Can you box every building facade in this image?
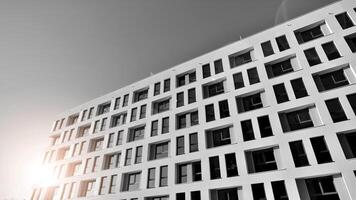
[31,0,356,199]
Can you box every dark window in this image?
[190,111,199,126]
[240,93,263,112]
[189,71,196,83]
[176,136,184,155]
[261,41,274,57]
[266,59,293,78]
[150,141,169,160]
[177,92,184,107]
[289,140,309,167]
[177,76,186,87]
[252,183,266,200]
[154,82,160,96]
[203,81,225,98]
[276,35,290,51]
[151,120,158,136]
[177,164,188,183]
[209,156,221,179]
[286,108,314,131]
[304,48,321,66]
[346,93,356,115]
[209,127,231,148]
[205,104,215,122]
[229,50,252,68]
[114,97,121,110]
[291,78,308,98]
[188,88,196,104]
[123,94,129,107]
[162,117,169,134]
[247,67,260,84]
[225,153,238,177]
[128,126,145,142]
[218,100,230,118]
[176,193,185,200]
[305,176,340,200]
[147,168,155,188]
[337,131,356,159]
[134,89,148,103]
[163,79,170,92]
[241,120,255,141]
[271,180,289,200]
[97,103,110,116]
[192,161,202,182]
[213,188,239,200]
[251,148,278,173]
[325,98,348,123]
[344,34,356,52]
[202,64,211,78]
[191,191,201,200]
[177,114,186,129]
[189,133,199,152]
[139,104,146,119]
[322,42,341,60]
[314,69,349,91]
[310,136,333,164]
[159,166,168,187]
[214,59,224,74]
[273,83,289,103]
[233,72,244,89]
[130,108,137,122]
[177,71,196,87]
[295,24,324,44]
[335,12,354,29]
[258,115,273,137]
[153,99,170,114]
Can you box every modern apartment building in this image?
[31,0,356,199]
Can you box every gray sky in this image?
[0,0,337,198]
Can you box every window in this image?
[247,147,278,173]
[145,196,169,200]
[140,104,147,119]
[128,126,145,142]
[189,133,199,152]
[191,191,201,200]
[233,72,244,89]
[123,94,129,107]
[124,149,132,166]
[247,67,260,84]
[90,137,104,152]
[289,140,309,167]
[88,107,94,119]
[273,83,289,103]
[225,153,238,177]
[271,180,288,200]
[210,187,240,200]
[218,100,230,118]
[177,92,184,107]
[284,108,314,131]
[203,81,225,98]
[205,104,215,122]
[188,88,196,103]
[177,161,201,183]
[325,98,348,123]
[261,40,274,57]
[177,71,196,87]
[159,166,168,187]
[344,33,356,52]
[206,127,231,148]
[291,78,308,98]
[103,152,121,169]
[177,114,186,129]
[322,42,341,60]
[110,112,127,127]
[229,49,253,68]
[162,117,169,134]
[135,146,143,164]
[304,176,340,200]
[147,168,155,188]
[97,102,110,116]
[176,193,185,200]
[237,92,263,113]
[241,119,255,141]
[202,64,211,78]
[100,118,107,131]
[77,125,90,138]
[209,156,221,179]
[116,130,123,145]
[214,59,224,74]
[176,136,184,155]
[276,35,290,51]
[258,115,273,137]
[151,120,158,136]
[313,68,349,91]
[67,114,79,126]
[130,108,137,122]
[79,179,96,197]
[133,89,148,103]
[114,97,120,110]
[265,58,294,78]
[122,172,141,191]
[294,22,326,44]
[153,98,170,114]
[154,82,160,96]
[335,12,354,29]
[346,93,356,114]
[149,141,169,160]
[81,110,88,122]
[304,48,321,66]
[310,136,333,164]
[337,131,356,159]
[109,175,117,194]
[189,71,196,83]
[164,79,170,92]
[177,110,199,129]
[252,183,266,200]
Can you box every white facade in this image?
[31,0,356,199]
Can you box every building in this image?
[31,0,356,199]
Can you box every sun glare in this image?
[28,164,56,187]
